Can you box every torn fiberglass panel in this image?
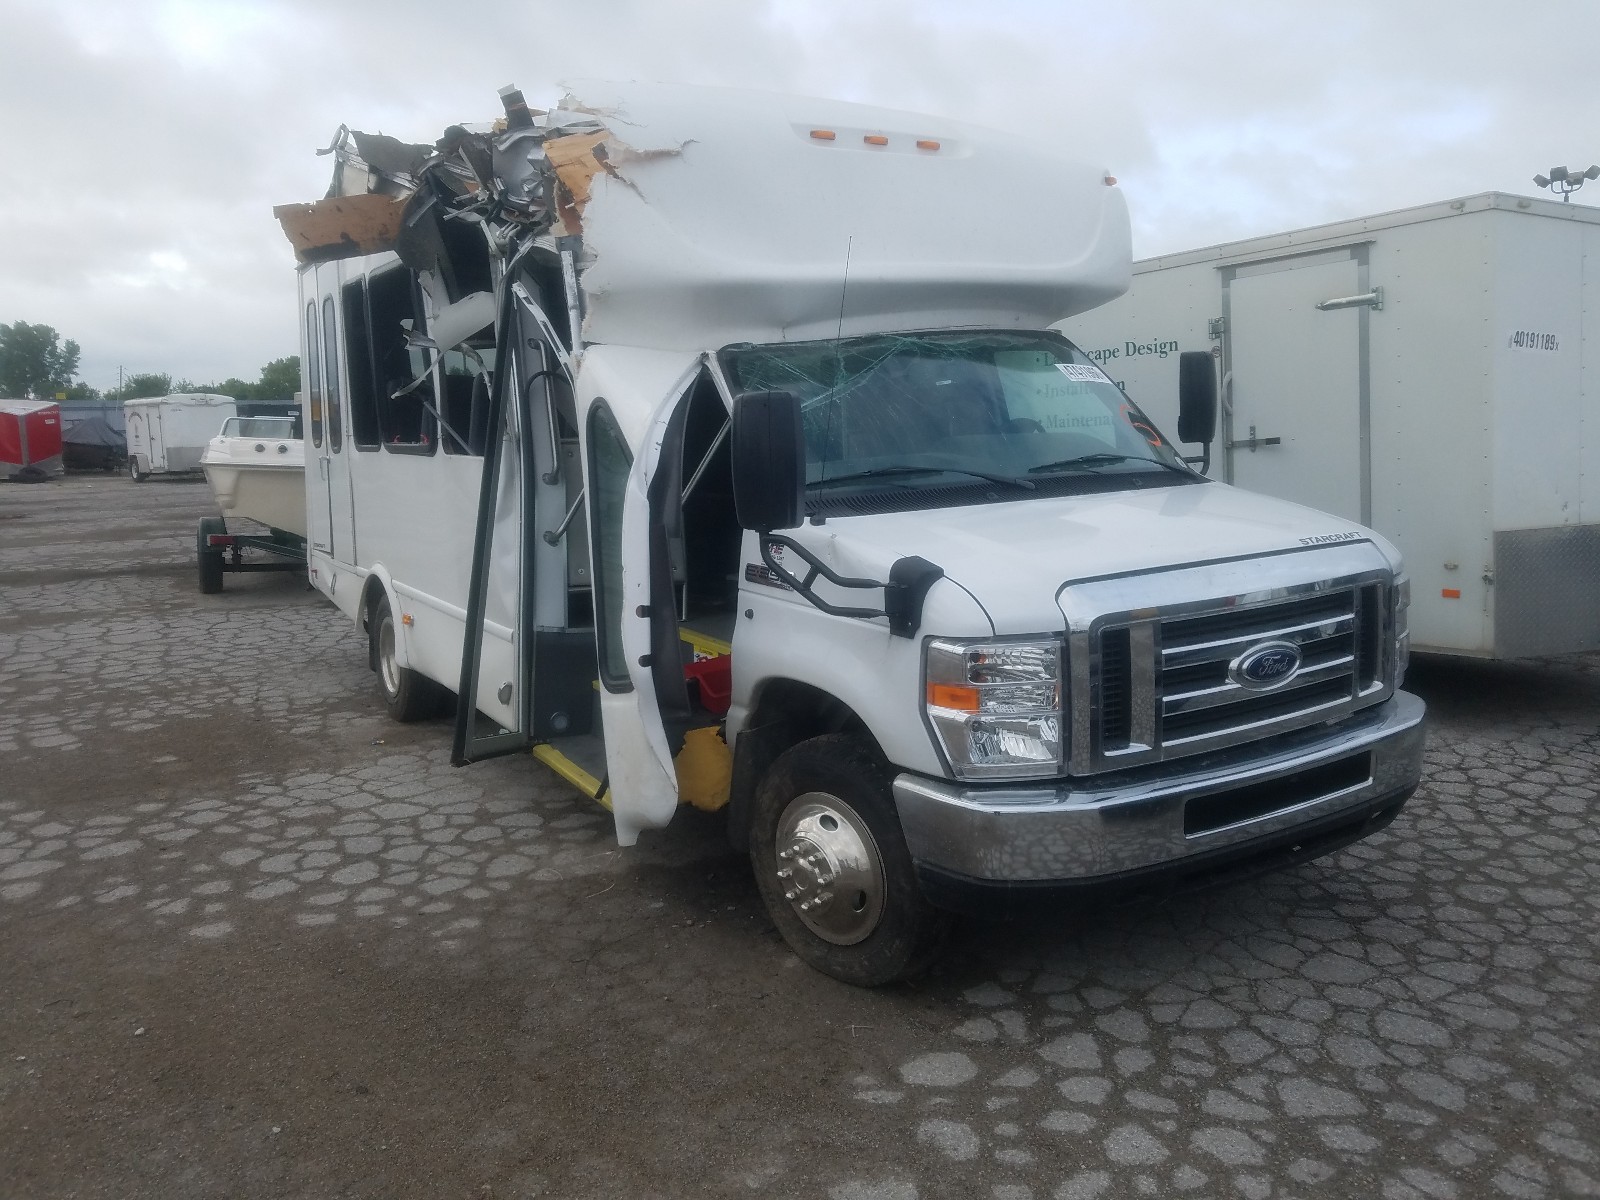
[718,331,1195,507]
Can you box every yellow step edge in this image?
[680,627,732,658]
[531,744,610,810]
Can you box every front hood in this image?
[792,482,1388,632]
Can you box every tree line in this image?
[0,321,298,406]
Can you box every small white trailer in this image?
[124,393,237,480]
[1065,193,1600,659]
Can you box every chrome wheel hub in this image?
[378,614,400,698]
[774,792,885,946]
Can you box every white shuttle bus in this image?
[278,83,1425,985]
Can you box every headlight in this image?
[925,638,1064,780]
[1394,576,1411,685]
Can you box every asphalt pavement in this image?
[1,475,1596,1199]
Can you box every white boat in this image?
[201,416,306,536]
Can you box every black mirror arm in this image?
[758,537,944,638]
[760,535,886,620]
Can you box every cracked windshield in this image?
[721,330,1195,509]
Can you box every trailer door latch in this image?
[1316,286,1384,312]
[1226,425,1282,452]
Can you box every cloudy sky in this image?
[2,0,1596,393]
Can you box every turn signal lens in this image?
[927,683,980,712]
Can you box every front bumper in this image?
[892,691,1425,892]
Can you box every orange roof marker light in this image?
[864,134,889,146]
[809,129,836,141]
[916,139,941,151]
[1104,174,1118,186]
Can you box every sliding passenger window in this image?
[322,295,343,452]
[304,301,323,448]
[588,403,633,693]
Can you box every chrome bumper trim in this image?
[892,692,1425,883]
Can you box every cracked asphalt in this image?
[1,475,1597,1200]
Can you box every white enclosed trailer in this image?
[124,393,237,480]
[1065,194,1600,659]
[276,83,1424,985]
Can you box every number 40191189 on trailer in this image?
[273,82,1425,986]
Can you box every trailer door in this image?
[1225,248,1372,523]
[149,405,167,472]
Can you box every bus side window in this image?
[305,301,323,448]
[373,271,435,454]
[440,348,490,456]
[323,294,343,452]
[343,277,380,450]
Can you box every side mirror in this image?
[731,389,806,531]
[1177,351,1218,445]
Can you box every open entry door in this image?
[452,317,539,764]
[585,366,704,845]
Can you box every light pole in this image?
[1533,165,1600,203]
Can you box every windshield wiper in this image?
[814,464,1035,490]
[1028,453,1194,478]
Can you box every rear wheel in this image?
[370,593,442,722]
[128,456,148,482]
[196,517,225,594]
[749,734,949,987]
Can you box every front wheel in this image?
[370,593,443,722]
[749,734,949,987]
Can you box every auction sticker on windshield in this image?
[1055,363,1114,384]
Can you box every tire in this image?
[196,517,226,594]
[370,592,442,722]
[749,734,950,987]
[128,456,148,482]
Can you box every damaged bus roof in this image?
[275,81,1131,350]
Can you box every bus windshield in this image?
[720,330,1195,510]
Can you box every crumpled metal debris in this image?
[273,84,620,268]
[319,126,433,199]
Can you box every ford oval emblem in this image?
[1229,640,1303,691]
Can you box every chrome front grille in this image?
[1158,590,1364,754]
[1063,545,1395,775]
